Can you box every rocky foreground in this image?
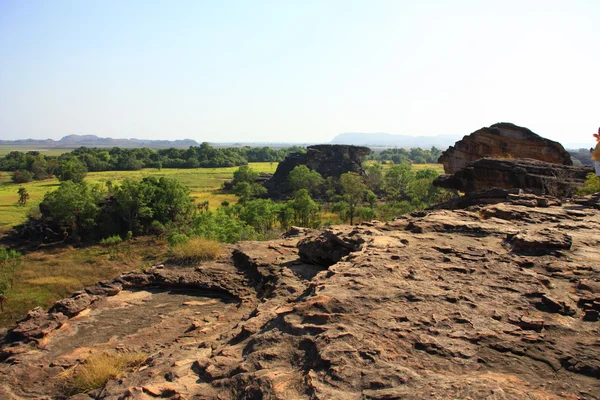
[1,193,600,399]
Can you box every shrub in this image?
[167,232,189,247]
[170,237,224,265]
[577,173,600,195]
[12,170,33,183]
[61,351,146,394]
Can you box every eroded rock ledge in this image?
[1,193,600,399]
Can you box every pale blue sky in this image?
[0,0,598,146]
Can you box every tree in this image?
[17,187,29,206]
[290,189,320,227]
[338,172,368,225]
[56,158,88,183]
[383,163,414,201]
[232,166,266,202]
[364,163,384,193]
[12,170,33,183]
[287,165,324,196]
[239,199,277,233]
[41,181,103,242]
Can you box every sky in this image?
[0,0,598,146]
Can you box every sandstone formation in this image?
[438,123,573,174]
[433,158,593,196]
[265,144,370,198]
[1,193,600,399]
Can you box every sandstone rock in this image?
[2,194,600,399]
[265,144,370,198]
[438,122,572,174]
[505,229,572,255]
[433,157,592,196]
[297,228,364,266]
[11,307,68,340]
[48,292,95,317]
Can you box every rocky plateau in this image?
[1,192,600,399]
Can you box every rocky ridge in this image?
[438,123,573,174]
[434,158,593,197]
[1,193,600,399]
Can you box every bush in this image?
[100,235,122,247]
[61,351,146,395]
[12,170,33,183]
[167,232,189,247]
[577,173,600,195]
[170,237,223,265]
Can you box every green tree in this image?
[338,172,368,224]
[17,187,29,206]
[231,165,266,202]
[383,163,414,201]
[290,189,320,227]
[364,163,384,193]
[287,165,324,195]
[12,170,33,183]
[56,158,88,183]
[239,199,277,234]
[41,181,103,242]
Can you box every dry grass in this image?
[170,237,224,265]
[0,237,168,328]
[59,351,146,394]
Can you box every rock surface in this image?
[438,122,573,174]
[1,193,600,399]
[265,144,370,198]
[434,157,593,196]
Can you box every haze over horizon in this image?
[1,1,598,146]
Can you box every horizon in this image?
[1,1,598,146]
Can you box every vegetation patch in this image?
[169,237,224,265]
[59,351,146,395]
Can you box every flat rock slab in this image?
[1,193,600,399]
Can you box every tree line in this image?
[0,144,307,183]
[366,146,444,164]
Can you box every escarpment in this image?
[1,192,600,399]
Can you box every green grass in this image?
[0,162,278,230]
[0,146,71,157]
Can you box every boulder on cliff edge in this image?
[438,122,572,174]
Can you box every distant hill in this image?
[330,132,462,148]
[0,134,199,149]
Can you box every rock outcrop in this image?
[433,157,593,196]
[438,123,573,174]
[265,144,370,198]
[2,193,600,399]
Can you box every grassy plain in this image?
[0,162,278,230]
[0,146,71,157]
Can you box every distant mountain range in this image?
[330,132,463,148]
[0,134,199,149]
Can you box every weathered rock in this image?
[438,122,572,174]
[433,157,592,196]
[48,292,95,317]
[10,307,68,341]
[297,228,364,266]
[2,193,600,399]
[265,144,370,198]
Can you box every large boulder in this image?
[433,158,592,197]
[265,144,370,198]
[438,123,572,174]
